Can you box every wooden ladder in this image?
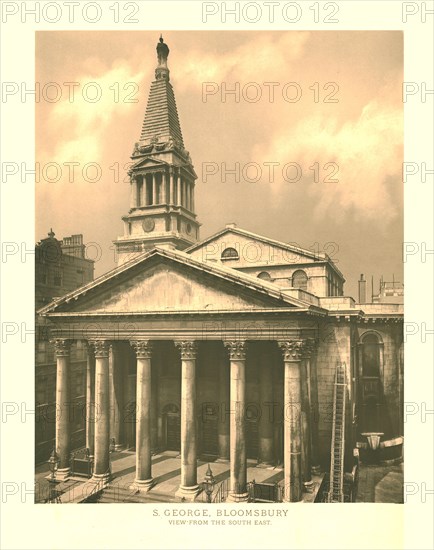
[326,363,346,503]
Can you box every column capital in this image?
[91,340,111,358]
[175,341,197,360]
[303,337,318,359]
[224,341,247,361]
[130,340,153,359]
[278,340,305,362]
[51,339,72,357]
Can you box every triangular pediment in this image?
[131,157,168,170]
[39,248,315,317]
[187,226,323,266]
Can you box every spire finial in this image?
[48,228,55,238]
[156,35,170,81]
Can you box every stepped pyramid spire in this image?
[139,36,184,146]
[114,36,200,266]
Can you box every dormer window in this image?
[221,247,239,260]
[257,271,271,281]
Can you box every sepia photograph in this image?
[0,3,432,549]
[34,30,403,505]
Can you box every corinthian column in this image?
[152,172,157,204]
[175,341,199,500]
[85,341,95,458]
[109,343,124,451]
[169,169,174,204]
[224,341,248,502]
[53,339,72,480]
[130,340,153,491]
[278,340,305,502]
[177,171,182,206]
[301,341,314,492]
[130,175,138,209]
[307,338,321,475]
[92,340,111,483]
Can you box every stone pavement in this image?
[356,462,404,503]
[35,450,324,503]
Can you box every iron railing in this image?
[247,480,283,503]
[212,478,229,503]
[70,447,93,478]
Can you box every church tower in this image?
[114,36,200,265]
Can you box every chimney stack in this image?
[358,274,366,304]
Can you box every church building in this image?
[38,37,404,503]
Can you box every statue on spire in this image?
[156,35,169,68]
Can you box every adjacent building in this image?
[35,231,94,463]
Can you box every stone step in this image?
[99,485,178,503]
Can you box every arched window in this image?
[292,269,308,291]
[221,247,239,260]
[257,271,271,281]
[358,332,384,436]
[362,333,381,378]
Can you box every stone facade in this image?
[36,37,403,501]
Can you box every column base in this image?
[226,491,249,503]
[303,480,315,493]
[175,484,200,501]
[91,472,111,485]
[311,465,321,475]
[55,467,70,481]
[131,478,154,492]
[256,461,275,469]
[215,457,230,464]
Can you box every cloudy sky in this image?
[36,31,403,299]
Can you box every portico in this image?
[41,247,323,502]
[51,336,318,502]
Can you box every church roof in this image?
[186,225,345,280]
[38,246,326,316]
